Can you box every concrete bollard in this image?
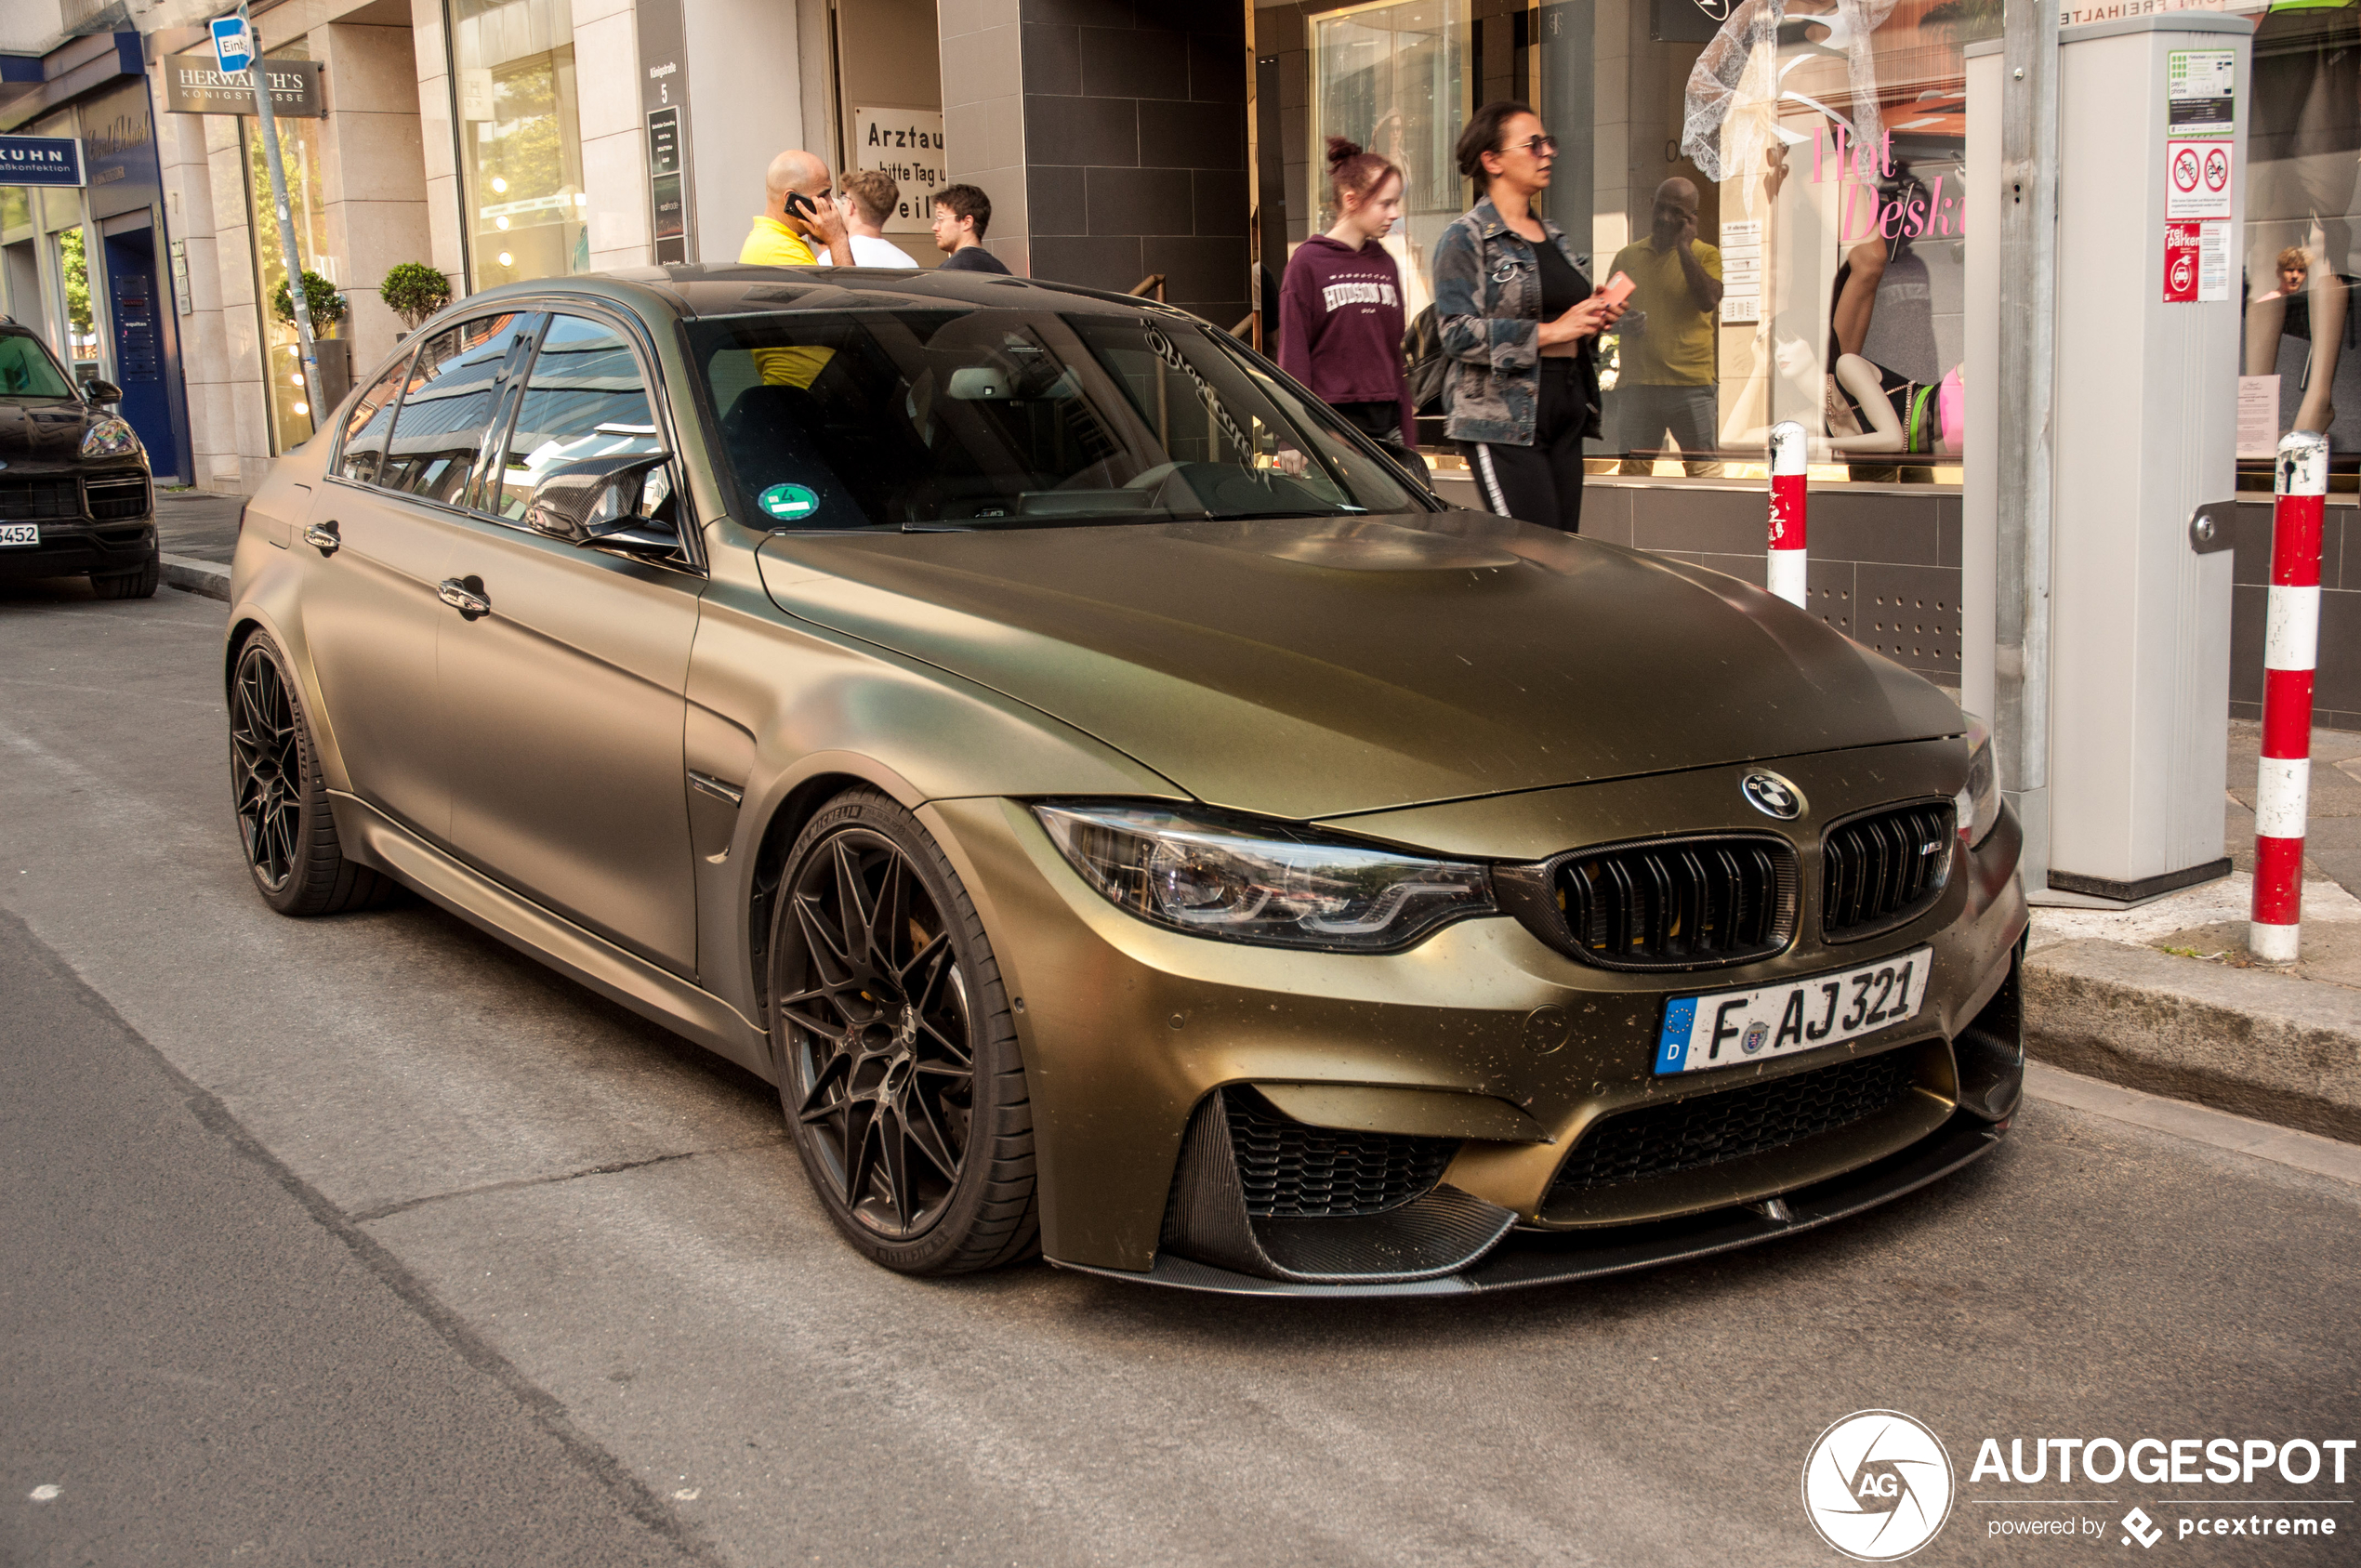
[1768,420,1807,608]
[2251,429,2329,965]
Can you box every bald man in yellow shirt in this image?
[740,150,849,388]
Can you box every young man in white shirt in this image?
[820,170,918,268]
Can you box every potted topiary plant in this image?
[272,270,350,422]
[380,261,452,334]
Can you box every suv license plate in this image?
[0,523,36,547]
[1655,947,1932,1074]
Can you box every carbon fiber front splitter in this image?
[1048,1109,2011,1298]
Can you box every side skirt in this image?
[332,792,773,1081]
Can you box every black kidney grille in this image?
[1224,1089,1457,1219]
[1555,836,1796,969]
[1548,1050,1921,1197]
[0,479,80,520]
[84,474,149,520]
[1823,802,1956,940]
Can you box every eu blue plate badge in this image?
[758,482,819,522]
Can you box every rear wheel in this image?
[231,632,393,916]
[91,544,159,600]
[768,789,1038,1274]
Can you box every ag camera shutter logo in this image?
[1802,1410,1956,1561]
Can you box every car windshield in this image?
[684,308,1429,529]
[0,332,76,400]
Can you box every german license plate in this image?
[0,523,36,547]
[1655,946,1932,1074]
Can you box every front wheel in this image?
[230,632,393,916]
[91,544,159,600]
[768,789,1038,1274]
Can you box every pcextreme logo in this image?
[1802,1410,1958,1561]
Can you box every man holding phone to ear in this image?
[1607,177,1724,476]
[740,150,851,387]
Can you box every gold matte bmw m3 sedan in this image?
[223,267,2026,1296]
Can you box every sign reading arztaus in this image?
[0,136,84,188]
[162,52,326,117]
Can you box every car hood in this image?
[0,400,99,464]
[754,511,1963,820]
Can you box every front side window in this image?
[0,331,77,399]
[689,308,1427,530]
[336,357,412,486]
[492,313,664,520]
[381,313,532,504]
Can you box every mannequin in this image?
[2246,240,2348,434]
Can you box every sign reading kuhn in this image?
[162,52,325,117]
[0,136,84,188]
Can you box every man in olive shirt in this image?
[1608,178,1724,476]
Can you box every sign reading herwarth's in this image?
[163,52,325,117]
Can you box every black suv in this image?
[0,320,155,599]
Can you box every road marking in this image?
[2026,1061,2361,1187]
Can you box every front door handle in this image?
[437,575,491,620]
[303,520,340,556]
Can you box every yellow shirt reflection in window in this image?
[739,216,832,389]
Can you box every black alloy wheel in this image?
[230,634,391,916]
[91,545,160,600]
[771,789,1038,1273]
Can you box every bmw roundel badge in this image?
[1740,771,1804,821]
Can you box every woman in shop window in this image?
[1278,137,1419,474]
[1431,100,1627,533]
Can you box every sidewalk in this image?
[153,489,244,600]
[2025,722,2361,1145]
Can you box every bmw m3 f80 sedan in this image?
[223,267,2026,1296]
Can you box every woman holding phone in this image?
[1431,101,1627,532]
[1279,138,1418,474]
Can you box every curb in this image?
[2025,938,2361,1144]
[162,553,230,601]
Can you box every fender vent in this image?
[1225,1088,1455,1219]
[1548,1051,1920,1197]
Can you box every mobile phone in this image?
[1601,271,1636,308]
[783,190,818,219]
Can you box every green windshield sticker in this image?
[757,482,820,521]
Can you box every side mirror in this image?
[86,379,122,405]
[522,451,676,551]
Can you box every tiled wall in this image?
[2225,498,2361,731]
[1018,0,1248,328]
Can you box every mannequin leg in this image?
[1822,354,1906,454]
[1831,239,1886,359]
[2247,294,2288,377]
[2297,273,2345,433]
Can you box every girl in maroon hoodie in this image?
[1279,138,1418,470]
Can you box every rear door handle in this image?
[437,575,491,620]
[304,520,340,556]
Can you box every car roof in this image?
[450,264,1187,325]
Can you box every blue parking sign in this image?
[210,15,255,75]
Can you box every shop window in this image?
[2242,2,2361,485]
[450,0,588,294]
[1297,0,1972,484]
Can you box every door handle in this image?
[304,519,340,556]
[437,575,491,620]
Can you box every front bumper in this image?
[923,736,2028,1289]
[0,517,155,581]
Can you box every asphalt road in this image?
[4,576,2358,1567]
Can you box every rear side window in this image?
[380,313,531,504]
[336,357,410,486]
[490,313,664,520]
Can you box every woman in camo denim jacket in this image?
[1432,101,1619,532]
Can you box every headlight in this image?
[1035,802,1496,952]
[1954,713,2000,849]
[80,416,140,459]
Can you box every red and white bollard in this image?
[2252,429,2329,965]
[1768,420,1807,608]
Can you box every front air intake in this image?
[1223,1087,1456,1219]
[84,474,149,520]
[1822,801,1956,941]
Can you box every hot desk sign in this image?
[0,136,84,189]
